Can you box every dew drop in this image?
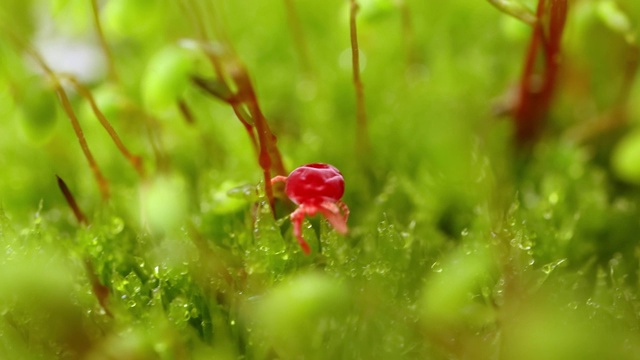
[586,298,600,309]
[542,258,566,274]
[110,217,124,235]
[227,183,258,200]
[189,308,200,318]
[431,261,443,273]
[567,301,579,310]
[339,48,367,71]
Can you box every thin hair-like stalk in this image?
[349,0,370,159]
[182,1,288,211]
[56,175,113,317]
[512,0,567,143]
[4,29,111,199]
[399,0,420,68]
[63,76,145,178]
[90,0,118,83]
[56,175,88,226]
[55,85,111,199]
[283,0,313,75]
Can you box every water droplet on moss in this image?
[431,261,443,273]
[511,231,533,250]
[542,258,566,274]
[259,201,271,214]
[110,217,124,235]
[586,298,600,309]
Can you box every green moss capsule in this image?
[612,129,640,184]
[253,273,351,358]
[141,46,196,114]
[16,83,59,145]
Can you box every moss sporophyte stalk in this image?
[3,0,640,358]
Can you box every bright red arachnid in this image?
[271,163,350,254]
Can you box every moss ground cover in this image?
[1,0,640,358]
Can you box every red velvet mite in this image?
[271,163,350,254]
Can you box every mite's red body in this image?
[271,163,350,254]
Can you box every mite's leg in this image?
[290,207,311,254]
[336,200,350,221]
[319,202,349,235]
[270,175,288,185]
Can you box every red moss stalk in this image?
[191,76,260,153]
[65,76,145,178]
[513,0,567,143]
[192,43,287,211]
[56,175,88,225]
[5,31,111,199]
[55,85,111,200]
[56,175,112,317]
[83,259,113,318]
[177,98,196,124]
[181,1,287,210]
[231,65,288,209]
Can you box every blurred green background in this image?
[1,0,640,359]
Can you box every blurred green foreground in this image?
[2,0,640,359]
